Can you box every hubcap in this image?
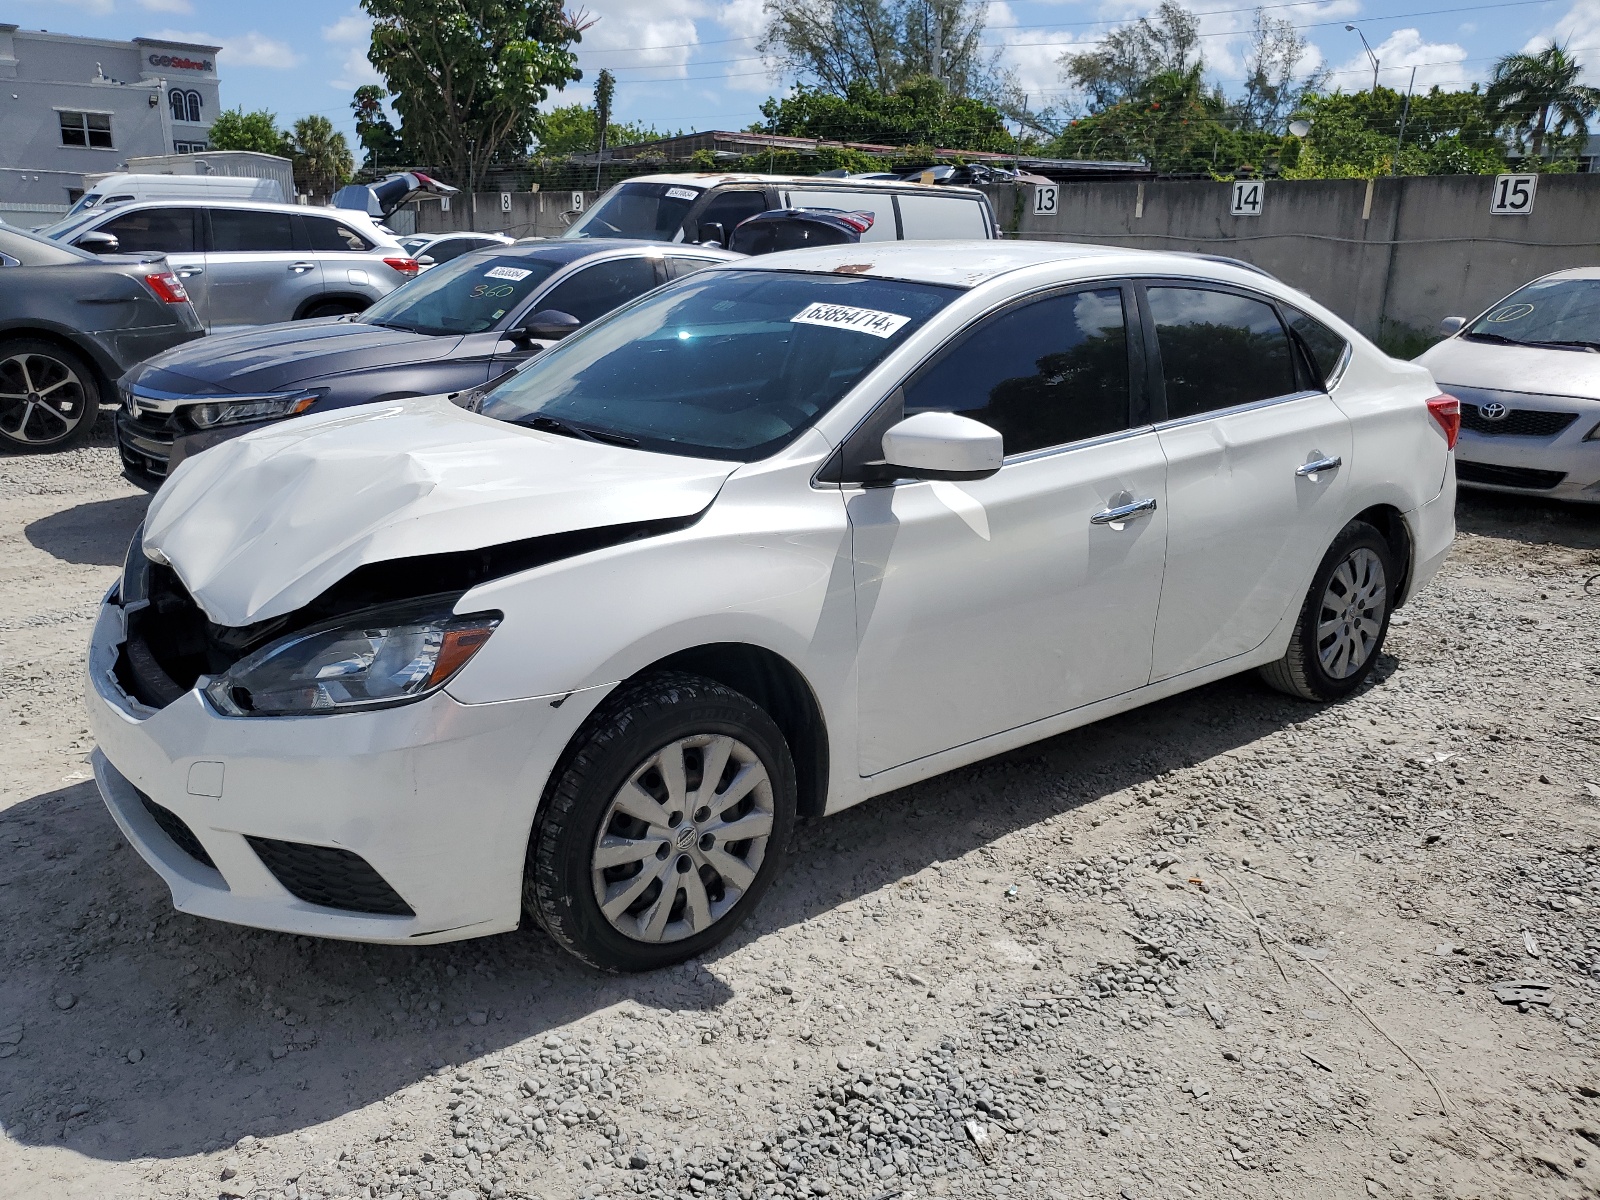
[0,353,87,445]
[590,734,774,944]
[1316,547,1387,680]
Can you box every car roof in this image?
[102,197,384,224]
[704,239,1299,292]
[618,173,989,200]
[1528,266,1600,283]
[478,239,742,268]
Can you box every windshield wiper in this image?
[1461,331,1524,346]
[517,414,639,448]
[1528,338,1600,353]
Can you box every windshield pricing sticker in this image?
[484,266,533,282]
[665,186,699,201]
[791,302,910,338]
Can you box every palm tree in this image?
[291,115,355,200]
[1486,43,1600,158]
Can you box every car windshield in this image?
[0,225,97,265]
[399,236,431,255]
[564,181,701,241]
[1467,277,1600,347]
[358,254,561,336]
[478,269,958,461]
[36,210,102,241]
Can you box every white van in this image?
[64,173,286,219]
[563,173,998,246]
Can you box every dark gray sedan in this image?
[117,239,740,481]
[0,224,202,451]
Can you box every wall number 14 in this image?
[1230,180,1264,217]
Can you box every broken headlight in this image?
[204,598,500,717]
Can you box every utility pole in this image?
[594,69,615,194]
[1345,25,1381,95]
[932,2,944,87]
[1391,65,1417,175]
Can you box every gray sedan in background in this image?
[0,223,201,452]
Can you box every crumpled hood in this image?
[133,319,461,396]
[1415,336,1600,401]
[142,395,736,626]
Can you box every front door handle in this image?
[288,261,316,273]
[1296,454,1343,479]
[1091,497,1158,526]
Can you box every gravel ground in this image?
[2,413,1599,1200]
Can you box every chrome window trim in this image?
[1152,388,1325,433]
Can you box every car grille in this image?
[1456,461,1568,491]
[115,409,177,476]
[246,837,415,916]
[1460,406,1579,437]
[138,790,217,869]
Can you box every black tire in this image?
[1260,520,1396,702]
[0,338,101,452]
[525,672,797,972]
[299,301,366,320]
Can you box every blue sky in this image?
[14,0,1600,146]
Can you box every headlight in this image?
[204,598,501,717]
[187,390,322,430]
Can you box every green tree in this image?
[533,104,660,156]
[1486,42,1599,158]
[1061,0,1200,111]
[290,115,355,197]
[757,76,1018,152]
[351,84,404,172]
[207,107,288,155]
[361,0,587,200]
[1283,86,1508,178]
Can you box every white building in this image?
[0,25,222,220]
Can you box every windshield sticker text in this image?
[791,302,910,338]
[665,187,699,201]
[484,266,533,282]
[1486,302,1535,323]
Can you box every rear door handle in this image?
[288,261,316,273]
[1090,497,1158,526]
[1296,454,1343,478]
[176,266,203,277]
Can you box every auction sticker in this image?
[791,302,909,338]
[484,266,533,282]
[666,186,699,201]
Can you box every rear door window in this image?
[786,189,898,241]
[304,216,373,252]
[426,238,481,263]
[209,209,296,253]
[537,257,663,325]
[896,193,990,240]
[97,207,199,253]
[1146,286,1298,419]
[903,287,1131,455]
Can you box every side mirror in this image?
[73,230,120,254]
[876,412,1003,482]
[696,222,726,248]
[1439,316,1466,336]
[416,254,436,266]
[512,309,580,341]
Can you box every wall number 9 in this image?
[1490,173,1537,215]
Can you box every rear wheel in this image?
[299,300,366,320]
[525,672,796,972]
[1260,520,1395,701]
[0,339,100,452]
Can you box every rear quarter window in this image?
[1281,304,1351,390]
[896,193,990,240]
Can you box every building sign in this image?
[147,53,213,71]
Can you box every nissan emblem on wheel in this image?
[86,241,1456,970]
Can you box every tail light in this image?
[837,211,876,233]
[383,257,420,277]
[143,270,189,304]
[1427,394,1461,450]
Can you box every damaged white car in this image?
[87,242,1457,971]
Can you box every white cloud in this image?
[1523,0,1600,69]
[324,8,380,89]
[148,28,302,69]
[138,0,195,13]
[323,13,369,44]
[1329,28,1469,91]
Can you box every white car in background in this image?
[399,230,515,270]
[1418,267,1600,503]
[86,242,1457,971]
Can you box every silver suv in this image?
[39,200,415,333]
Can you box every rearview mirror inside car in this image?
[869,412,1003,483]
[73,231,120,254]
[513,309,581,340]
[1438,316,1466,336]
[697,222,727,248]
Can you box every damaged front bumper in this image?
[85,595,607,945]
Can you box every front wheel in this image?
[1260,520,1395,701]
[525,672,796,972]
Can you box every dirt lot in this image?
[2,419,1599,1200]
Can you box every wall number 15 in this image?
[1490,173,1537,215]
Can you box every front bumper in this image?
[1450,390,1600,503]
[86,597,610,944]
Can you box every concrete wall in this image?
[408,189,601,241]
[986,173,1600,339]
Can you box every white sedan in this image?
[1416,267,1600,503]
[86,242,1457,971]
